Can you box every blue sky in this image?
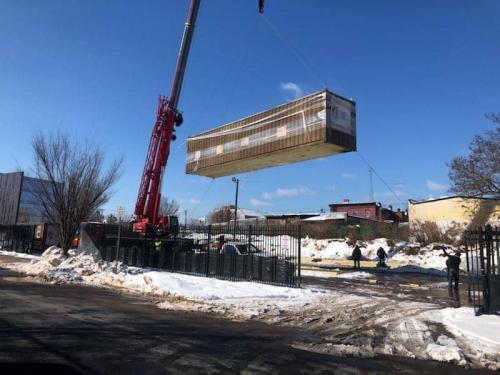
[1,0,499,220]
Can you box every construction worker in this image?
[446,257,451,282]
[216,235,225,252]
[443,249,461,290]
[154,238,162,252]
[376,247,388,267]
[151,238,162,268]
[351,245,362,269]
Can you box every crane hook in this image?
[258,0,264,14]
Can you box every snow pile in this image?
[301,237,468,273]
[7,247,318,308]
[123,271,315,301]
[425,335,466,364]
[301,238,352,258]
[335,271,372,279]
[435,307,500,346]
[390,243,467,272]
[301,237,395,260]
[13,246,104,283]
[0,249,40,260]
[421,307,500,369]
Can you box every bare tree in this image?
[448,114,500,199]
[32,132,122,254]
[106,214,118,224]
[159,197,180,216]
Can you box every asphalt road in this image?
[0,256,494,374]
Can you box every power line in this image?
[356,151,404,204]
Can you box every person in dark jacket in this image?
[216,235,225,252]
[376,247,388,267]
[352,245,362,269]
[443,249,461,290]
[445,257,451,282]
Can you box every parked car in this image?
[220,242,263,256]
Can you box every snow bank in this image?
[439,307,500,346]
[426,335,466,364]
[335,271,372,279]
[420,307,500,369]
[390,244,465,271]
[301,237,466,273]
[124,271,314,301]
[301,237,394,260]
[8,247,317,306]
[0,249,39,260]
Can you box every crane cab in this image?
[132,215,179,238]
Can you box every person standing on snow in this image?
[376,247,388,267]
[351,245,362,269]
[442,248,461,290]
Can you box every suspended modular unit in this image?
[186,89,356,178]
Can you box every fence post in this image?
[115,224,121,262]
[484,225,493,313]
[464,231,472,303]
[248,225,253,279]
[298,225,302,288]
[206,225,211,276]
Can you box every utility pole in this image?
[232,177,239,238]
[369,167,374,202]
[184,210,187,230]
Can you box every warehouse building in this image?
[408,196,500,226]
[0,172,50,225]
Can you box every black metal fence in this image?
[0,225,35,253]
[79,223,301,287]
[465,225,500,315]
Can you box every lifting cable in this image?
[188,177,215,219]
[219,16,261,123]
[261,14,325,89]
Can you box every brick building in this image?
[329,199,407,223]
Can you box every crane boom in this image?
[133,0,264,236]
[134,0,201,235]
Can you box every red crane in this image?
[133,0,200,236]
[133,0,264,237]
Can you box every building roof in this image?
[302,212,347,221]
[237,208,265,218]
[409,195,500,205]
[329,201,378,207]
[265,213,319,219]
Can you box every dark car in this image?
[220,242,263,256]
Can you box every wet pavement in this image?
[0,256,495,374]
[302,267,470,309]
